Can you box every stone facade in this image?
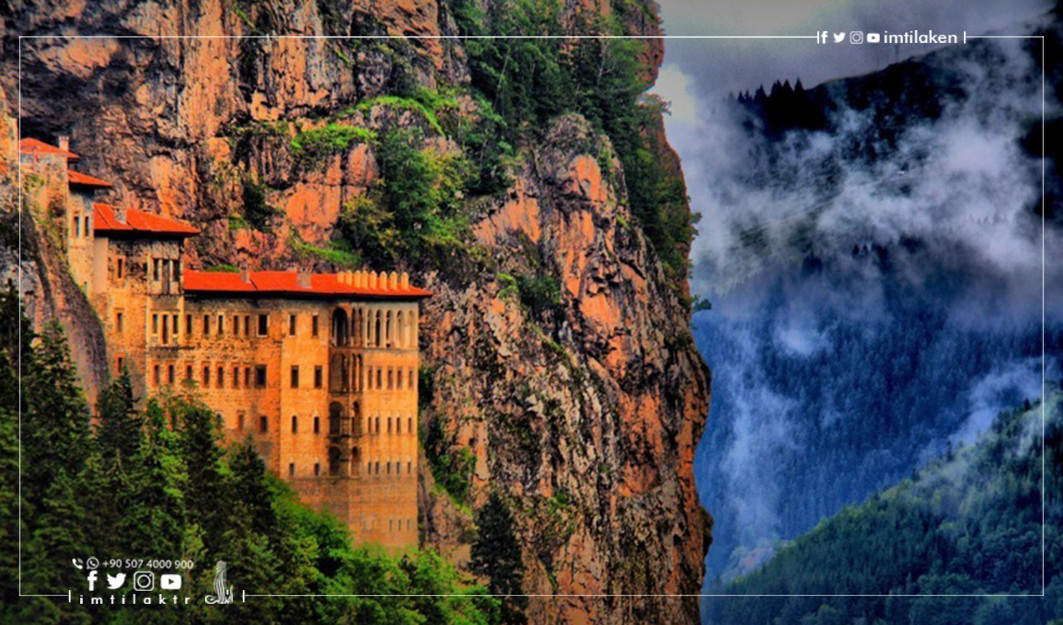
[21,138,427,550]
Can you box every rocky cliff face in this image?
[3,1,710,622]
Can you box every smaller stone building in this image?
[20,137,429,550]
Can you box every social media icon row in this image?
[86,570,181,591]
[817,31,883,44]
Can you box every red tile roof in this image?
[67,170,112,188]
[19,138,78,160]
[184,270,432,299]
[93,203,200,237]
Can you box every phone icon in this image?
[71,558,84,570]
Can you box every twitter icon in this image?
[106,573,126,590]
[833,32,846,43]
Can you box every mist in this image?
[660,14,1062,585]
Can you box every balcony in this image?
[327,402,363,442]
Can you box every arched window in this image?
[329,402,343,435]
[329,446,341,476]
[331,309,349,346]
[396,311,404,348]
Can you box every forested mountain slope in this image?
[706,392,1063,625]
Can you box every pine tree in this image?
[23,322,91,501]
[94,372,140,463]
[174,395,226,552]
[471,493,527,625]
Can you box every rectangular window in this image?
[186,365,193,380]
[291,416,298,434]
[73,216,81,237]
[312,315,319,337]
[257,314,268,337]
[259,416,268,433]
[244,315,251,336]
[313,417,320,434]
[161,315,169,344]
[168,365,175,384]
[290,366,299,389]
[233,366,240,389]
[202,366,210,386]
[376,369,382,389]
[409,370,414,389]
[172,314,179,337]
[152,314,159,334]
[153,259,160,281]
[115,312,124,333]
[255,365,267,388]
[387,369,393,390]
[186,314,192,335]
[203,314,210,336]
[217,366,224,389]
[289,314,296,336]
[314,366,323,389]
[244,367,251,387]
[397,369,403,389]
[174,260,181,281]
[288,463,295,476]
[237,413,245,431]
[116,258,124,279]
[153,365,160,386]
[314,463,320,476]
[217,314,224,336]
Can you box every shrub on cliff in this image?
[338,128,474,270]
[290,123,376,159]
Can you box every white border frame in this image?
[14,30,1047,601]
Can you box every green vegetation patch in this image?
[290,123,376,158]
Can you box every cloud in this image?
[951,358,1051,446]
[674,35,1059,327]
[681,20,1061,584]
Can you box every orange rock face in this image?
[421,115,710,624]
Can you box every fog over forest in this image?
[656,5,1062,584]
